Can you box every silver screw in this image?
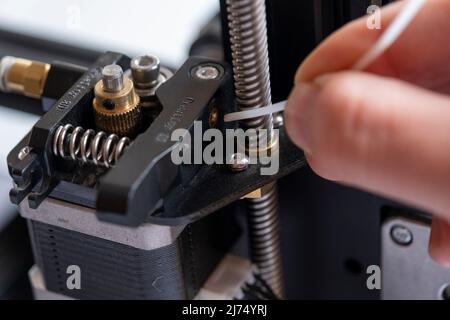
[195,65,220,80]
[18,146,31,160]
[102,64,124,92]
[228,153,249,172]
[390,225,413,246]
[131,54,160,88]
[273,113,284,128]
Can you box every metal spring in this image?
[226,0,284,298]
[52,124,130,168]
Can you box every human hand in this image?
[284,0,450,265]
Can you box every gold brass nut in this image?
[242,189,262,199]
[246,131,280,159]
[93,75,141,137]
[6,58,50,98]
[242,183,276,199]
[209,106,219,128]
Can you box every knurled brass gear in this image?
[93,74,141,137]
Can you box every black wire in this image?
[245,283,269,300]
[241,286,261,300]
[253,273,280,300]
[237,273,280,300]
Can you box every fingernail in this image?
[284,82,320,153]
[429,218,450,267]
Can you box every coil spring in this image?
[226,0,284,298]
[52,124,130,168]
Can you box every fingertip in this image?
[294,55,314,84]
[284,83,320,153]
[303,153,341,182]
[429,218,450,267]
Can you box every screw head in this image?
[18,146,31,160]
[228,153,249,172]
[194,65,220,80]
[131,54,160,87]
[390,225,413,246]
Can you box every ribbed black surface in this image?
[31,221,191,299]
[29,206,240,300]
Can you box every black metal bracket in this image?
[7,52,129,209]
[96,57,234,226]
[7,52,306,227]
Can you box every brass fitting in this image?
[242,184,276,199]
[0,56,50,98]
[93,65,141,137]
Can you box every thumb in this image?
[284,71,450,221]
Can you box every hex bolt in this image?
[18,146,31,160]
[390,225,413,246]
[228,153,249,172]
[194,65,220,80]
[102,64,124,92]
[131,55,160,88]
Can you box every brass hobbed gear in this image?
[93,103,140,137]
[93,65,141,137]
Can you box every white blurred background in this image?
[0,0,219,66]
[0,0,220,229]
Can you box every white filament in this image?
[224,100,286,123]
[0,56,17,92]
[352,0,426,70]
